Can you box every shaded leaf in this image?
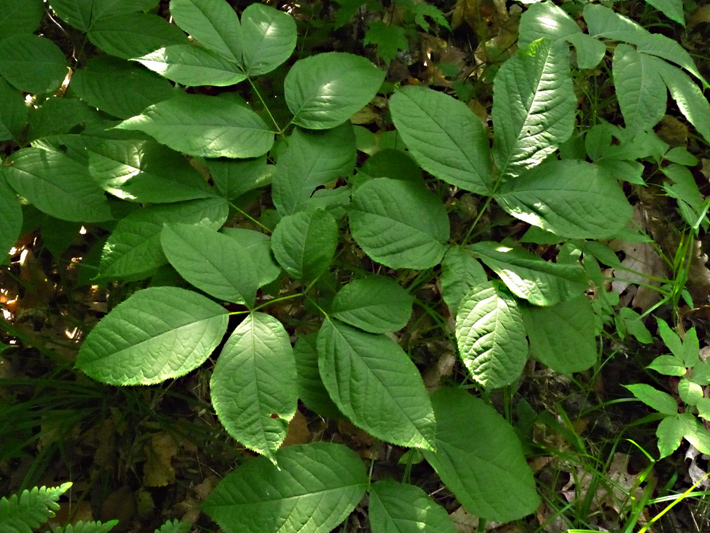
[0,35,68,94]
[170,0,242,63]
[88,14,188,60]
[318,318,436,449]
[221,227,281,288]
[440,246,488,315]
[423,389,540,521]
[624,383,678,415]
[240,3,297,76]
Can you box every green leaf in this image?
[364,21,408,65]
[678,378,703,406]
[27,98,100,141]
[644,0,684,25]
[0,35,68,94]
[350,178,449,269]
[648,57,710,145]
[683,328,700,368]
[205,156,269,200]
[624,383,678,415]
[696,398,710,420]
[2,148,111,223]
[47,0,92,31]
[211,312,297,458]
[456,282,528,389]
[584,4,705,85]
[88,14,188,60]
[331,276,414,334]
[410,3,450,31]
[285,52,385,129]
[87,139,214,203]
[440,246,488,315]
[170,0,242,63]
[656,414,684,458]
[470,241,587,306]
[161,223,258,306]
[618,307,652,344]
[92,0,160,20]
[76,287,228,385]
[613,45,667,133]
[496,160,633,239]
[154,519,189,533]
[271,209,338,282]
[272,124,356,215]
[389,86,492,195]
[0,78,28,142]
[240,4,297,76]
[518,3,604,69]
[221,228,281,288]
[317,318,436,449]
[116,92,275,158]
[71,57,174,119]
[294,333,341,419]
[423,388,540,521]
[0,482,72,533]
[522,297,597,374]
[646,355,686,376]
[369,480,457,533]
[100,197,228,278]
[0,0,44,38]
[656,318,686,363]
[679,413,710,455]
[202,443,367,533]
[492,39,575,179]
[133,44,247,87]
[0,176,21,261]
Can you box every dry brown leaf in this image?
[282,410,311,447]
[450,505,479,532]
[143,432,178,487]
[689,5,710,30]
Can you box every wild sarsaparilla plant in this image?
[1,0,710,530]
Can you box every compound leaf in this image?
[492,38,575,179]
[0,35,68,94]
[170,0,242,63]
[71,56,174,119]
[625,383,678,415]
[100,197,228,278]
[76,287,228,385]
[87,138,214,203]
[88,13,187,60]
[0,482,72,533]
[161,223,258,306]
[522,296,598,373]
[211,312,297,459]
[221,228,281,288]
[613,45,667,133]
[350,178,449,269]
[134,44,247,87]
[116,92,275,158]
[495,159,633,239]
[456,282,528,389]
[271,209,338,282]
[390,85,492,195]
[240,3,297,76]
[3,147,111,223]
[285,52,385,129]
[272,124,356,215]
[318,318,436,450]
[202,443,367,533]
[423,388,540,521]
[331,276,414,334]
[440,246,488,315]
[369,481,457,533]
[470,241,587,307]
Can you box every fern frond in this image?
[48,519,118,533]
[0,483,72,533]
[153,519,189,533]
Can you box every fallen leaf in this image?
[143,432,178,487]
[282,410,311,447]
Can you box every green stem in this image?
[462,194,495,245]
[248,78,282,133]
[228,201,271,233]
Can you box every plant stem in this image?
[248,78,282,133]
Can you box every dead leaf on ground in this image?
[689,5,710,30]
[143,432,178,487]
[282,410,311,447]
